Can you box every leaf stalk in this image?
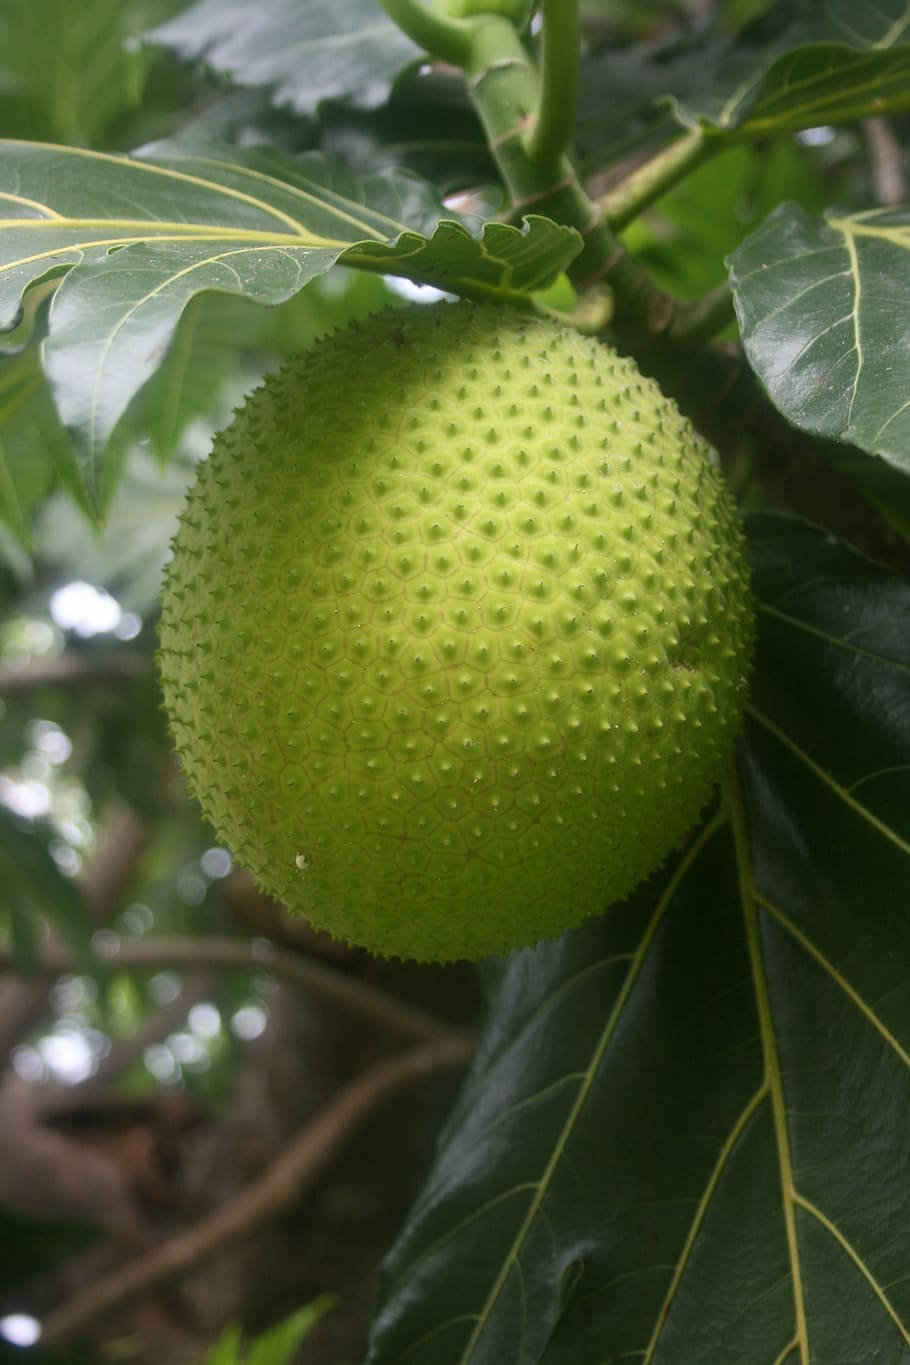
[523,0,580,172]
[599,128,713,229]
[375,0,476,65]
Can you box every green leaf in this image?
[205,1325,244,1365]
[0,350,80,546]
[33,450,195,615]
[149,0,422,115]
[582,1,910,159]
[576,40,686,177]
[317,69,496,197]
[368,514,910,1363]
[204,1296,337,1365]
[0,0,177,147]
[623,140,825,300]
[670,2,910,137]
[825,444,910,544]
[140,292,264,461]
[0,139,580,504]
[727,202,910,471]
[0,807,96,972]
[677,42,910,136]
[247,1296,338,1365]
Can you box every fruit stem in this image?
[453,17,700,332]
[523,0,580,172]
[598,128,714,229]
[383,2,732,353]
[376,0,476,66]
[534,282,613,332]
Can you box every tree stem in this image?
[376,0,475,65]
[599,128,713,229]
[523,0,580,171]
[0,934,459,1044]
[39,1035,474,1345]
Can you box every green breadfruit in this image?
[158,302,753,961]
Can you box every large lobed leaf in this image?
[368,514,910,1363]
[728,203,910,472]
[148,0,422,114]
[0,139,580,504]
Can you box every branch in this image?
[0,651,147,695]
[87,972,213,1085]
[0,935,462,1045]
[0,976,57,1061]
[864,117,906,206]
[523,0,580,171]
[598,128,712,229]
[38,1035,474,1344]
[377,0,475,65]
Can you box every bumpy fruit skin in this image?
[158,303,752,961]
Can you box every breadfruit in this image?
[158,302,753,961]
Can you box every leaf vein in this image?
[457,814,727,1361]
[793,1194,910,1344]
[745,704,910,857]
[755,893,910,1072]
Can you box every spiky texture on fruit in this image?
[158,303,753,961]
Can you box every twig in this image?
[864,117,906,206]
[80,803,149,923]
[0,935,462,1045]
[38,1034,474,1344]
[0,652,147,694]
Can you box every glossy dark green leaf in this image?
[148,0,422,114]
[728,202,910,471]
[369,513,910,1363]
[0,139,580,503]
